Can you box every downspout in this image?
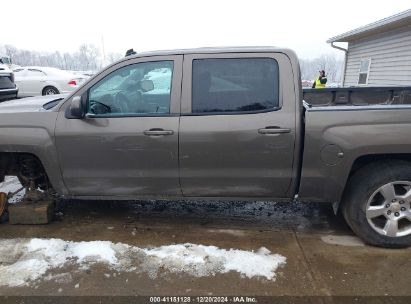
[329,41,348,87]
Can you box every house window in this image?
[358,58,371,85]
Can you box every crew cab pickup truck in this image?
[1,47,411,248]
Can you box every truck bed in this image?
[299,90,411,204]
[303,86,411,107]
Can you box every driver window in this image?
[87,60,173,116]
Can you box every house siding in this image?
[344,25,411,86]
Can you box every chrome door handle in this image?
[144,128,174,136]
[258,127,291,135]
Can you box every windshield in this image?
[0,57,12,65]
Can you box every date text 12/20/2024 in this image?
[150,296,257,303]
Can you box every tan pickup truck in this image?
[1,47,411,248]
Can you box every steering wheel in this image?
[89,101,111,114]
[115,92,131,113]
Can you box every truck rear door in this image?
[179,52,297,198]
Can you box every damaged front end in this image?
[0,153,56,223]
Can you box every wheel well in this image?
[0,152,51,189]
[337,154,411,214]
[349,154,411,178]
[42,86,59,95]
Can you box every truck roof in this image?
[121,46,301,94]
[128,46,297,58]
[121,47,301,82]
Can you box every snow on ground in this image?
[0,176,25,203]
[0,238,286,287]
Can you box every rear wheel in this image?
[42,86,59,95]
[342,161,411,248]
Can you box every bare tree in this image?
[0,43,105,72]
[300,53,343,84]
[4,45,18,60]
[107,52,123,64]
[77,44,101,70]
[313,54,339,82]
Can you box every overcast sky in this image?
[3,0,411,59]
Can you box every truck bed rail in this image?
[303,87,411,107]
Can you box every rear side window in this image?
[192,58,279,113]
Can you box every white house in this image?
[328,9,411,87]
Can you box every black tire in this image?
[42,86,59,95]
[342,160,411,248]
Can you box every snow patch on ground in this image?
[0,176,25,203]
[0,238,122,287]
[0,238,286,287]
[141,244,285,280]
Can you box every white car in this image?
[13,66,87,97]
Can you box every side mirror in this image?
[66,96,85,119]
[140,79,154,92]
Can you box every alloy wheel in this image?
[366,181,411,237]
[45,88,57,95]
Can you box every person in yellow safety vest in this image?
[312,70,327,88]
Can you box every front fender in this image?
[0,111,67,195]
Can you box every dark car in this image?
[0,60,18,102]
